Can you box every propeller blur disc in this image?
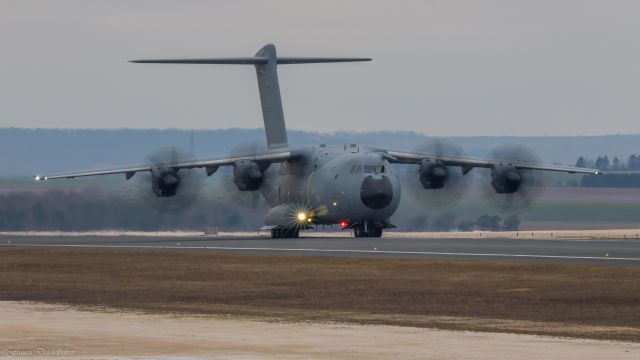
[217,141,273,211]
[133,146,204,215]
[482,144,545,213]
[402,138,472,208]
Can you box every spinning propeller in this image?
[403,138,472,208]
[132,147,204,215]
[481,144,544,213]
[217,141,277,210]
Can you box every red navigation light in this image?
[339,221,348,229]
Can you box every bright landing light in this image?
[296,212,307,221]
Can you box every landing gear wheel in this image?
[354,226,364,238]
[283,228,299,238]
[353,222,383,238]
[271,227,299,239]
[369,226,383,238]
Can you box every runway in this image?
[2,234,640,266]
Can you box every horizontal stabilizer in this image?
[130,44,371,150]
[130,57,268,65]
[277,57,371,64]
[130,57,371,65]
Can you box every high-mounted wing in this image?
[34,150,293,181]
[382,149,600,175]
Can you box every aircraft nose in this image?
[360,175,393,210]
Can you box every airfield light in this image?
[332,201,337,207]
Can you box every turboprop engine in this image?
[233,160,268,191]
[419,159,448,189]
[151,165,180,197]
[490,165,521,194]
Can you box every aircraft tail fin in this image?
[131,44,371,150]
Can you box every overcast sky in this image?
[1,1,639,136]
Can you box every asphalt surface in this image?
[2,234,640,266]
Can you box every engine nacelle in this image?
[151,166,179,197]
[419,159,447,189]
[491,165,521,194]
[233,160,264,191]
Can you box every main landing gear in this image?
[353,221,383,238]
[271,227,300,239]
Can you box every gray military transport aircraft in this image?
[34,44,600,238]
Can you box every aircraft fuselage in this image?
[263,144,401,228]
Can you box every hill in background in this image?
[1,128,640,176]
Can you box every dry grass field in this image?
[2,248,640,341]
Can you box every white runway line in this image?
[2,243,640,262]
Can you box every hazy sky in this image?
[1,1,640,136]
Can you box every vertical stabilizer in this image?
[254,44,288,149]
[130,44,371,150]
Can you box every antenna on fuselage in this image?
[131,44,371,150]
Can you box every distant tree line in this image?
[575,154,640,171]
[0,188,522,233]
[574,154,640,188]
[0,188,266,232]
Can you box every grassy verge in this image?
[1,248,640,341]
